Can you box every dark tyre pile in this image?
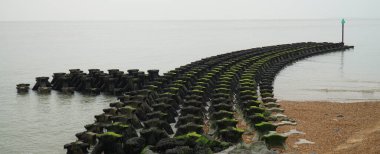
[29,42,353,154]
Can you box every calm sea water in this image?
[0,20,379,153]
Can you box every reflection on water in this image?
[274,47,380,102]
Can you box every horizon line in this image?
[1,17,379,22]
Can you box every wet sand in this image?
[278,101,380,154]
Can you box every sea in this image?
[0,19,379,153]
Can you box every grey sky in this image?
[0,0,379,21]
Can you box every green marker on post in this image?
[341,18,346,44]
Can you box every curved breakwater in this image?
[24,42,353,153]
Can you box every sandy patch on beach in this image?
[277,101,380,154]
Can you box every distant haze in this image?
[0,0,379,21]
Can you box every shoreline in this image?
[277,100,380,154]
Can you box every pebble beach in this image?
[278,101,380,154]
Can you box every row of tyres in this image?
[63,42,353,154]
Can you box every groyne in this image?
[25,42,353,153]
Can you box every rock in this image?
[111,115,143,129]
[244,106,265,116]
[218,127,244,143]
[214,118,238,130]
[185,95,204,102]
[94,113,113,123]
[183,100,205,108]
[264,102,280,108]
[110,102,125,108]
[124,137,146,154]
[75,131,97,145]
[32,77,51,90]
[239,100,262,109]
[94,132,125,154]
[227,141,277,154]
[140,127,169,145]
[247,113,266,125]
[209,103,233,113]
[267,107,284,113]
[175,123,204,136]
[211,93,231,100]
[174,132,231,152]
[211,97,230,105]
[152,103,178,119]
[16,83,30,93]
[143,118,174,134]
[84,123,104,133]
[156,97,179,110]
[147,111,175,123]
[152,138,185,153]
[262,131,287,148]
[165,146,193,154]
[61,87,75,94]
[176,115,204,127]
[240,95,258,101]
[103,107,118,115]
[106,122,138,139]
[64,141,90,154]
[239,90,257,97]
[181,106,204,117]
[210,110,234,121]
[37,87,51,93]
[262,97,277,103]
[261,92,274,98]
[254,122,278,134]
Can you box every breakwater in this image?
[26,42,353,153]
